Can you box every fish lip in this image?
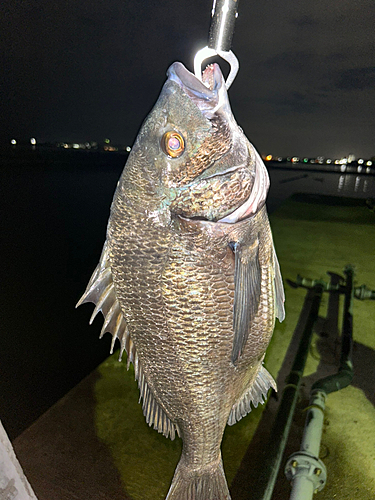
[167,62,224,111]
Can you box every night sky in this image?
[1,0,374,158]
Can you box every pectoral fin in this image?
[231,237,261,364]
[272,244,285,322]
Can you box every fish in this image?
[77,61,285,500]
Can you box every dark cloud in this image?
[1,0,374,157]
[290,15,320,28]
[264,51,316,75]
[335,67,375,90]
[262,91,320,115]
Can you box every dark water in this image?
[1,148,374,439]
[1,148,126,439]
[266,161,375,213]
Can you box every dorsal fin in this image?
[76,241,129,359]
[76,241,179,440]
[137,362,180,440]
[227,364,276,426]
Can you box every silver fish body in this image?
[78,62,285,500]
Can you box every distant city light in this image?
[28,141,372,169]
[11,139,17,145]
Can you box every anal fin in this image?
[227,364,276,426]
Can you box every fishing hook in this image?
[194,0,240,89]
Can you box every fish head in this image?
[125,62,270,225]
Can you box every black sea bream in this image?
[78,62,285,500]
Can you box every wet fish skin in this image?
[78,62,284,500]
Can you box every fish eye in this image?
[161,131,185,158]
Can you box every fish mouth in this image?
[167,62,226,116]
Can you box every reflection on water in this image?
[268,168,374,213]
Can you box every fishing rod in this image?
[194,0,240,89]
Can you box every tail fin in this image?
[166,455,230,500]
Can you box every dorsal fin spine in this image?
[89,283,113,324]
[78,241,180,441]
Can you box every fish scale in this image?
[78,62,284,500]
